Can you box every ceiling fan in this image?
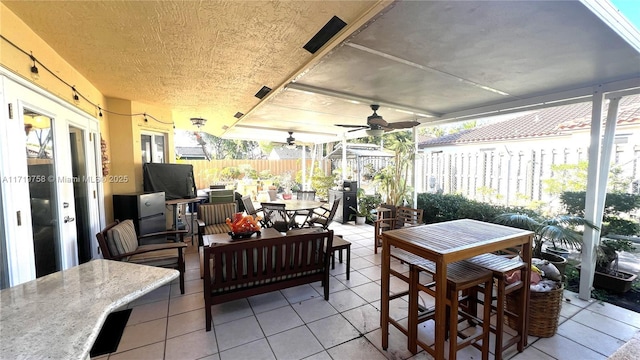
[336,104,420,136]
[285,131,296,149]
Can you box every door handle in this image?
[64,216,75,223]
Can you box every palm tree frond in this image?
[494,213,540,231]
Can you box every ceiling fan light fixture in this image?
[366,128,384,137]
[190,117,207,129]
[286,131,296,148]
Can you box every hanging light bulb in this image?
[29,52,39,80]
[98,106,103,117]
[72,86,80,105]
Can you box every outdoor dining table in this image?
[270,199,326,227]
[380,219,534,359]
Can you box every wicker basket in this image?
[507,283,564,338]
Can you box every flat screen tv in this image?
[143,163,196,200]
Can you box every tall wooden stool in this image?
[467,253,528,360]
[387,248,493,360]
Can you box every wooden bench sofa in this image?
[203,230,334,331]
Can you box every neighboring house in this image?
[268,146,313,160]
[175,146,208,160]
[417,95,640,209]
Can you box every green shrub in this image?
[417,193,534,224]
[220,166,241,181]
[561,191,640,216]
[561,191,640,236]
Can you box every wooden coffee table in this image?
[202,227,283,247]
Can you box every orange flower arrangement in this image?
[226,213,261,234]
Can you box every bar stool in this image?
[467,253,528,360]
[388,248,493,360]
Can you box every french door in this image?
[0,73,102,287]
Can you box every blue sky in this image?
[609,0,640,31]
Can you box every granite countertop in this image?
[0,259,178,359]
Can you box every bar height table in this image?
[380,219,534,359]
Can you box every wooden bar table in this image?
[380,219,533,359]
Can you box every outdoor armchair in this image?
[96,219,188,294]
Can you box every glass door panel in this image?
[24,109,61,277]
[154,135,165,163]
[141,134,152,163]
[69,126,91,263]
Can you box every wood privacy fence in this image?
[177,159,318,189]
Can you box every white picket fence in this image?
[416,142,640,211]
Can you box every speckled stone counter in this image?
[0,259,179,360]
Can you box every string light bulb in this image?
[72,86,80,105]
[143,113,148,122]
[98,106,103,117]
[29,52,39,80]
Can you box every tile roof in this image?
[418,95,640,148]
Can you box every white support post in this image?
[412,127,418,208]
[342,137,347,182]
[595,97,620,223]
[302,145,306,191]
[579,91,604,300]
[580,96,620,300]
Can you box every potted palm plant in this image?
[495,213,598,276]
[576,238,637,293]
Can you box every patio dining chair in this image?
[374,206,424,254]
[305,198,340,230]
[241,195,265,226]
[294,190,317,223]
[296,190,316,200]
[261,202,296,232]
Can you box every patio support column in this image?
[302,145,306,191]
[342,136,347,181]
[412,127,418,208]
[579,93,620,300]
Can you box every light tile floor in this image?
[94,222,640,360]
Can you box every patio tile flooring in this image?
[93,222,640,360]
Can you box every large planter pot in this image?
[545,246,570,259]
[355,216,366,225]
[576,265,638,293]
[539,251,568,277]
